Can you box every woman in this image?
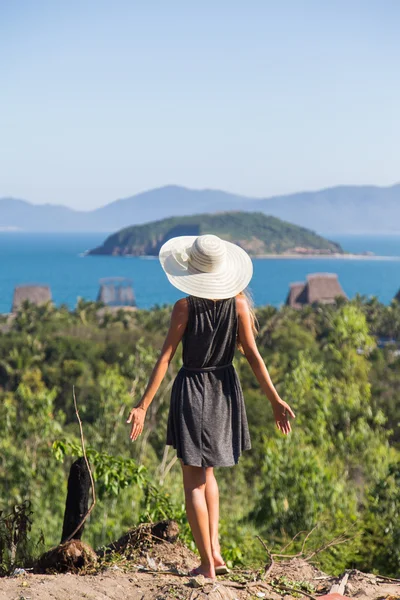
[127,234,295,580]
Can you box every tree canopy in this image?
[0,296,399,575]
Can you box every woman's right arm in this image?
[126,298,188,441]
[236,295,295,435]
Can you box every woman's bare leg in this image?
[205,467,225,566]
[181,461,215,578]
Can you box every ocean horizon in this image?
[1,232,400,313]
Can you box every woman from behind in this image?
[127,234,295,579]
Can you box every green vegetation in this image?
[1,296,400,576]
[88,211,342,256]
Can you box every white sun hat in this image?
[158,234,253,300]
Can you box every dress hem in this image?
[166,442,251,468]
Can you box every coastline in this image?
[253,253,400,261]
[133,252,400,261]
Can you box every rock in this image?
[189,575,206,588]
[146,555,158,570]
[12,568,28,576]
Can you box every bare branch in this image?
[161,455,178,483]
[278,529,308,554]
[305,530,353,561]
[255,535,271,557]
[157,444,170,482]
[255,535,274,576]
[272,523,320,559]
[300,523,319,554]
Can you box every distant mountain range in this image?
[89,212,342,257]
[1,183,399,233]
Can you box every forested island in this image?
[1,295,399,594]
[88,211,343,256]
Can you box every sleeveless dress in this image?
[166,295,252,467]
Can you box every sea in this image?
[1,233,400,313]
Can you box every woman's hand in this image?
[272,399,296,435]
[126,406,147,441]
[236,296,296,434]
[125,299,188,432]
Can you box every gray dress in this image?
[166,295,252,467]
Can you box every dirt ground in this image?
[1,563,400,600]
[1,540,399,600]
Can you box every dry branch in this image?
[305,528,353,561]
[255,535,274,576]
[256,525,318,567]
[256,522,353,572]
[376,574,400,583]
[278,529,308,554]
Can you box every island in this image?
[88,211,343,257]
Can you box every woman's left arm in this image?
[236,295,295,435]
[127,298,188,441]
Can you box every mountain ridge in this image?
[1,183,400,233]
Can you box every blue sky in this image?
[1,1,399,210]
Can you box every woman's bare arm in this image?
[236,295,295,434]
[127,298,188,441]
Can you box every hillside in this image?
[1,183,400,233]
[88,211,343,256]
[2,300,400,587]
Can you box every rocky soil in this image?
[1,537,399,600]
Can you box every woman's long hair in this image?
[237,289,259,354]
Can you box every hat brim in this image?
[159,236,253,300]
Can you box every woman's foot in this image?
[212,546,227,568]
[188,564,216,579]
[211,546,230,574]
